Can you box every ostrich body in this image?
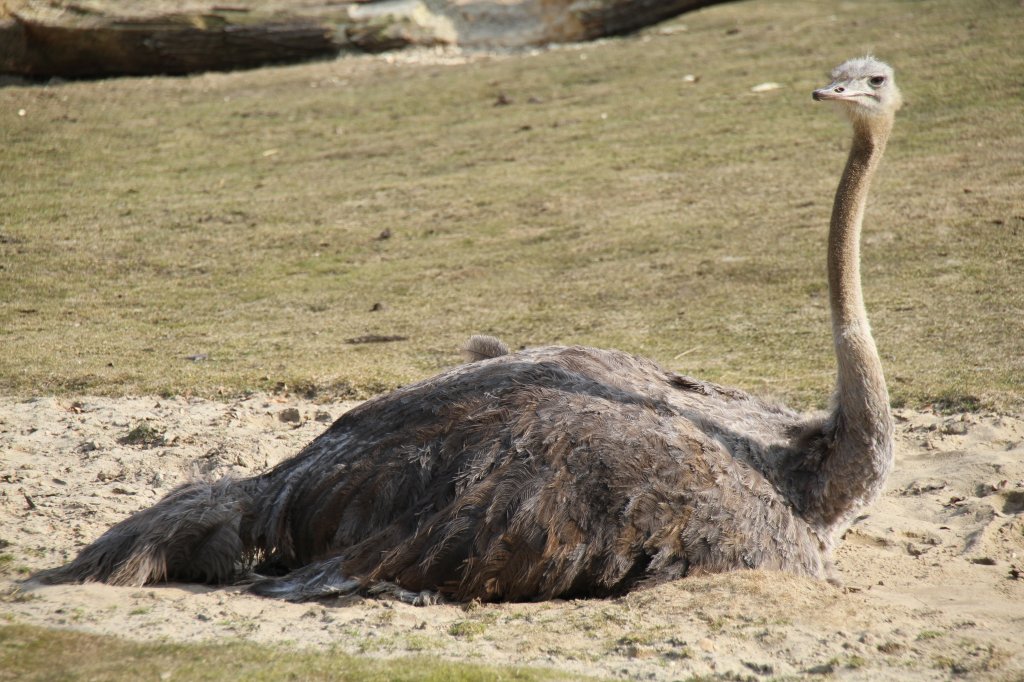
[38,58,900,603]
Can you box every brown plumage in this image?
[36,57,900,603]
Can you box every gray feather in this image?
[462,335,510,362]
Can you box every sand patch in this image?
[2,396,1022,679]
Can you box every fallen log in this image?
[0,0,730,79]
[0,6,343,78]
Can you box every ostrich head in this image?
[812,56,902,124]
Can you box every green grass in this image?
[117,420,167,446]
[448,620,489,639]
[0,624,581,682]
[1,0,1023,409]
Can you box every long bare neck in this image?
[828,116,891,423]
[809,114,896,534]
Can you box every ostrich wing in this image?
[246,346,826,602]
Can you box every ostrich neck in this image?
[828,117,891,417]
[814,115,895,533]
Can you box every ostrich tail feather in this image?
[34,478,255,587]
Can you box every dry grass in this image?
[0,624,583,681]
[2,0,1022,410]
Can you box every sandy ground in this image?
[1,394,1023,680]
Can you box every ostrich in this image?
[37,57,901,604]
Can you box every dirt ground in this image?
[1,394,1022,680]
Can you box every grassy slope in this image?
[2,0,1023,410]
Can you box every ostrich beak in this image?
[812,84,843,101]
[812,82,871,102]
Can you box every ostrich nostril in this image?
[835,86,845,93]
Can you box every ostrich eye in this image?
[868,76,886,87]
